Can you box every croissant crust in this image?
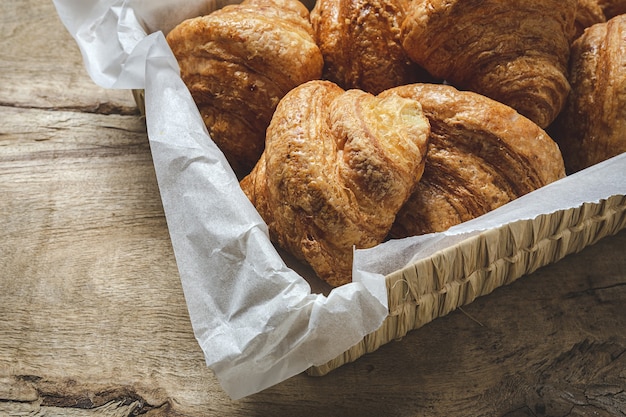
[401,0,577,128]
[552,15,626,173]
[166,0,323,177]
[382,84,566,238]
[574,0,606,40]
[311,0,428,94]
[596,0,626,19]
[241,80,430,286]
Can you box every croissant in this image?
[597,0,626,18]
[551,15,626,174]
[381,84,566,238]
[400,0,577,129]
[574,0,607,40]
[240,80,431,286]
[310,0,431,94]
[166,0,323,177]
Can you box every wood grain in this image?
[1,0,625,416]
[0,0,136,114]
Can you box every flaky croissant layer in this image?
[166,0,323,177]
[311,0,430,94]
[382,83,566,238]
[552,14,626,173]
[241,80,431,287]
[400,0,577,129]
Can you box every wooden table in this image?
[1,1,625,415]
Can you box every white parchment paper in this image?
[52,0,626,399]
[52,0,389,400]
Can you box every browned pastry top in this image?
[597,0,626,18]
[166,0,323,177]
[381,83,566,238]
[311,0,428,94]
[241,80,430,286]
[401,0,577,128]
[574,0,607,40]
[552,15,626,173]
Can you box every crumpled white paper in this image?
[52,0,388,400]
[52,0,626,400]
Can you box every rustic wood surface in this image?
[1,1,625,416]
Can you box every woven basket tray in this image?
[132,90,625,376]
[307,194,626,375]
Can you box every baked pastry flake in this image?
[552,15,626,173]
[166,0,323,177]
[311,0,432,95]
[380,84,566,238]
[574,0,607,40]
[241,80,431,286]
[596,0,626,19]
[400,0,577,128]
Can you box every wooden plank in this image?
[1,104,624,415]
[0,105,230,416]
[1,0,625,415]
[0,0,137,114]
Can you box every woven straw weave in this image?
[307,195,626,376]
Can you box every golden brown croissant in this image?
[166,0,323,177]
[380,84,566,238]
[574,0,607,40]
[310,0,431,95]
[597,0,626,18]
[400,0,577,129]
[551,15,626,173]
[240,80,431,286]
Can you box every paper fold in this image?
[52,0,625,399]
[52,0,389,399]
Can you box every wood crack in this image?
[0,101,141,117]
[530,340,626,416]
[565,281,626,299]
[1,376,171,416]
